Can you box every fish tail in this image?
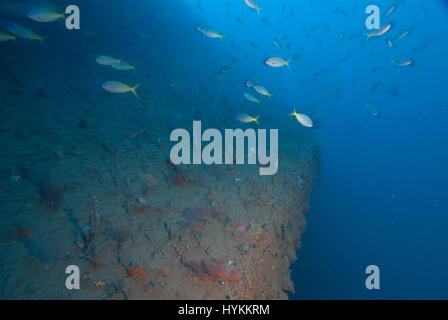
[37,36,46,45]
[285,60,290,69]
[254,115,260,125]
[268,93,272,100]
[289,108,297,116]
[130,84,141,98]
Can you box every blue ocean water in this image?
[0,0,447,299]
[285,1,448,299]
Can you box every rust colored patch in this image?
[128,265,149,279]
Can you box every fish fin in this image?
[130,84,141,98]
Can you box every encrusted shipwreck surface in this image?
[0,49,319,301]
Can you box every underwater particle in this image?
[365,104,380,117]
[236,113,260,125]
[387,39,394,48]
[28,8,65,22]
[95,55,120,66]
[289,108,313,128]
[111,60,136,71]
[244,0,261,15]
[253,85,272,100]
[195,25,223,39]
[243,92,260,104]
[5,21,44,43]
[102,81,140,98]
[0,30,15,42]
[366,23,392,40]
[265,57,290,68]
[391,58,413,67]
[339,31,344,41]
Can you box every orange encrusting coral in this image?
[224,272,243,286]
[127,265,149,279]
